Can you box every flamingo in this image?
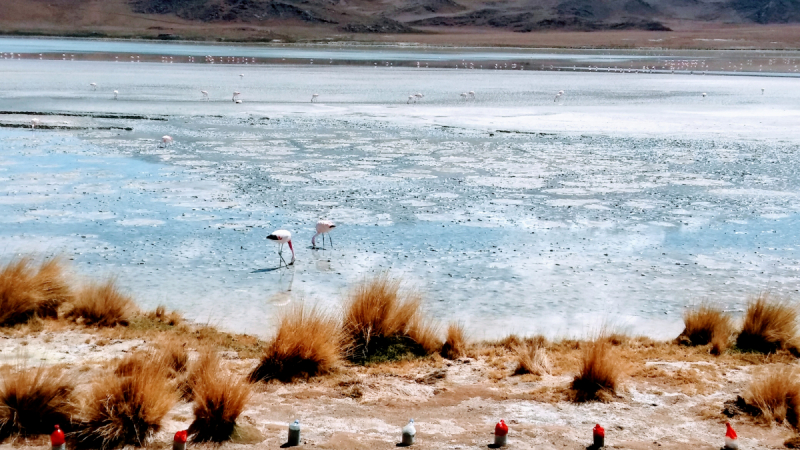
[554,90,565,102]
[90,83,97,90]
[232,91,241,102]
[312,220,336,249]
[31,118,40,129]
[407,95,416,104]
[761,88,765,95]
[267,230,295,266]
[201,90,209,100]
[311,93,319,102]
[113,90,118,100]
[702,93,707,97]
[414,93,424,101]
[161,135,173,147]
[468,91,475,99]
[460,92,468,100]
[239,74,244,79]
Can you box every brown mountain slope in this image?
[2,0,800,46]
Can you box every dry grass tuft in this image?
[0,257,72,326]
[69,279,135,327]
[678,304,733,354]
[344,275,441,364]
[250,304,344,383]
[145,305,182,327]
[181,347,220,400]
[737,294,799,354]
[514,340,551,376]
[189,350,251,443]
[155,337,189,375]
[441,322,467,360]
[0,365,74,441]
[74,353,176,449]
[745,366,800,427]
[570,336,623,402]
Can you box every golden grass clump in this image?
[745,366,800,427]
[181,347,220,400]
[570,337,623,402]
[250,304,345,382]
[188,350,251,443]
[0,257,73,326]
[155,337,189,375]
[736,294,799,354]
[441,322,467,360]
[344,275,441,364]
[677,304,733,354]
[74,354,176,449]
[69,279,135,327]
[145,305,182,327]
[514,339,551,376]
[0,365,74,441]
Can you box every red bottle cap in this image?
[725,422,737,440]
[495,420,508,437]
[593,424,605,438]
[174,430,188,444]
[51,424,65,446]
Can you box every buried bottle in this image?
[173,430,187,450]
[51,425,65,450]
[593,424,605,448]
[724,422,738,450]
[288,419,301,446]
[494,420,508,447]
[402,419,416,446]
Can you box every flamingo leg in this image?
[278,244,287,267]
[328,234,333,249]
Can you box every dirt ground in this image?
[1,321,798,450]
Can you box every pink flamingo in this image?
[31,118,40,129]
[161,135,173,147]
[312,220,336,249]
[267,230,295,266]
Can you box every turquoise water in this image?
[1,41,799,338]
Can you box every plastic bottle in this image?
[287,419,301,446]
[493,420,508,447]
[724,422,738,450]
[173,430,187,450]
[593,424,605,448]
[401,419,416,446]
[51,425,66,450]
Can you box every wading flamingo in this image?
[201,90,209,101]
[232,91,241,103]
[312,220,336,249]
[460,92,468,100]
[239,74,244,78]
[702,93,707,97]
[31,118,40,129]
[414,93,424,101]
[554,90,564,102]
[311,93,319,102]
[161,135,173,147]
[468,91,475,99]
[407,95,416,104]
[90,83,97,90]
[267,230,295,266]
[113,90,118,100]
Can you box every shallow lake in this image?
[1,38,799,339]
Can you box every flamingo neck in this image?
[312,232,320,246]
[288,240,295,259]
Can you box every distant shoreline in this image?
[3,23,800,51]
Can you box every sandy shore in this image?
[1,319,797,450]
